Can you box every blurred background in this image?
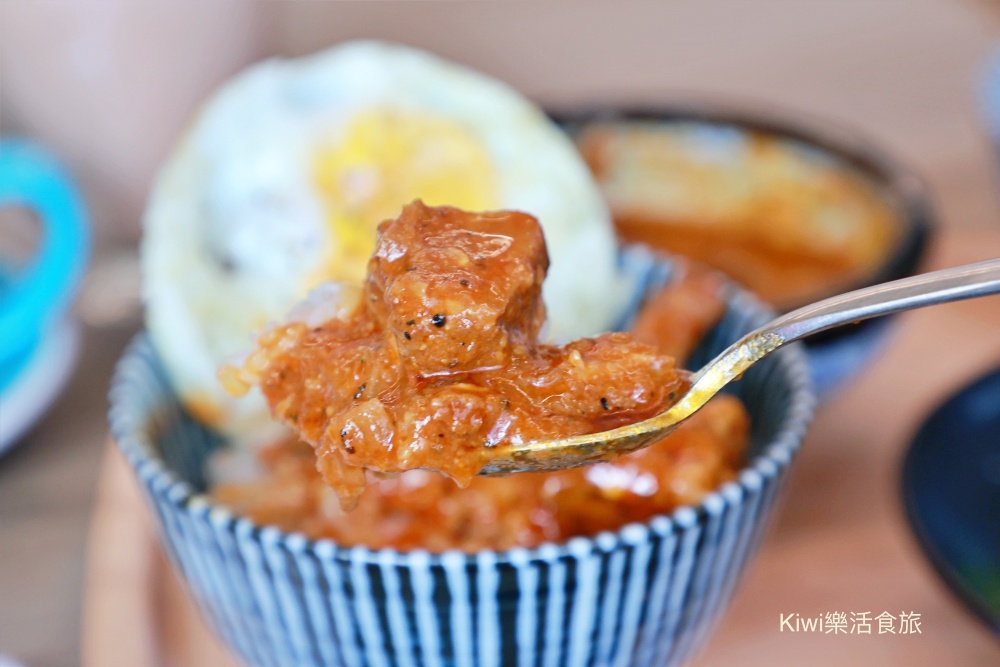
[5,1,1000,243]
[3,1,1000,665]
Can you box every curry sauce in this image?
[222,202,689,509]
[214,244,750,551]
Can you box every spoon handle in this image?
[763,257,1000,345]
[665,258,1000,431]
[482,258,1000,476]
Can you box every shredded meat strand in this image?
[213,255,751,551]
[226,201,687,509]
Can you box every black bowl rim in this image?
[549,102,936,344]
[110,286,815,568]
[900,365,1000,636]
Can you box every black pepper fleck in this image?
[353,383,366,399]
[340,429,355,454]
[601,397,610,410]
[406,320,415,326]
[431,314,446,327]
[404,331,411,340]
[459,279,469,287]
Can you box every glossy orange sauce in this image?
[213,393,747,551]
[223,202,687,510]
[214,201,751,551]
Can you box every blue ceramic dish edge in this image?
[900,367,1000,636]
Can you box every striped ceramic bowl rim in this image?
[109,249,814,665]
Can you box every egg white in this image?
[143,40,628,445]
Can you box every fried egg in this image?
[143,41,627,446]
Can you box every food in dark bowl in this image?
[554,105,934,395]
[110,244,813,667]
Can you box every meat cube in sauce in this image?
[213,256,752,551]
[225,201,686,509]
[364,202,548,373]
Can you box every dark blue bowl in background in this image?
[902,366,1000,637]
[110,249,814,667]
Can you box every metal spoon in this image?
[479,257,1000,475]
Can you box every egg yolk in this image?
[312,108,500,284]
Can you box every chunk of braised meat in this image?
[364,202,548,374]
[225,201,686,510]
[211,394,749,552]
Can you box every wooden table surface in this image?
[5,2,1000,665]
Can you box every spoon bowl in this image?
[482,257,1000,475]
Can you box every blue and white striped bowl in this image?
[110,250,814,667]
